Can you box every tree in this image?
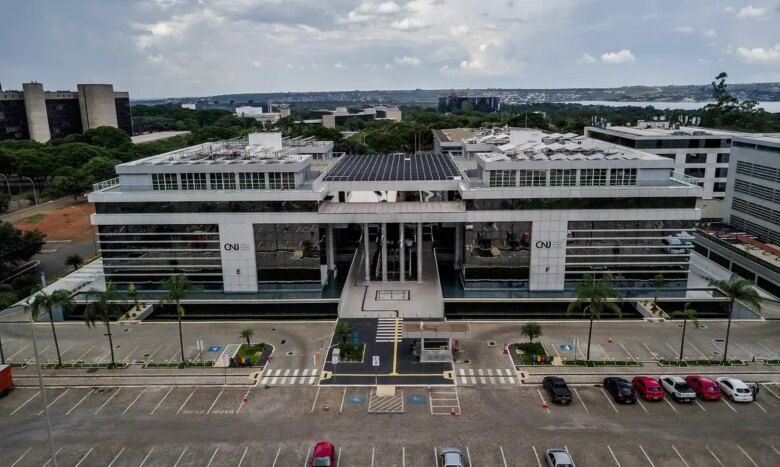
[670,305,699,363]
[29,288,73,367]
[84,283,121,366]
[127,283,139,311]
[334,321,354,344]
[161,275,200,366]
[709,276,762,363]
[240,328,254,348]
[0,283,16,309]
[520,322,542,343]
[81,126,131,149]
[652,274,665,312]
[65,254,83,271]
[0,222,45,279]
[566,274,621,363]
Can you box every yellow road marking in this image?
[391,317,400,375]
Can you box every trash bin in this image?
[531,355,537,364]
[236,356,243,366]
[229,357,236,367]
[245,356,252,367]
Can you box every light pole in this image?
[0,173,11,197]
[27,299,58,466]
[21,176,38,205]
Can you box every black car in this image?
[603,377,637,404]
[543,376,572,404]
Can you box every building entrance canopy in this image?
[403,321,471,340]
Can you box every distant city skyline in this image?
[1,0,779,99]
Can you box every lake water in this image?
[564,100,780,113]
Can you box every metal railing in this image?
[92,178,119,192]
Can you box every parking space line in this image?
[139,447,154,467]
[536,388,550,413]
[337,446,342,467]
[761,383,780,400]
[272,446,282,466]
[736,444,758,467]
[664,343,680,360]
[122,345,140,363]
[206,447,219,467]
[722,398,738,413]
[176,389,195,415]
[597,343,614,360]
[174,446,189,467]
[638,445,655,467]
[237,386,253,414]
[10,447,31,467]
[144,344,163,363]
[67,388,95,415]
[531,446,541,467]
[75,344,95,362]
[694,399,706,412]
[8,344,30,360]
[757,341,777,359]
[734,342,753,359]
[754,401,767,413]
[310,386,321,413]
[663,397,678,413]
[636,398,648,413]
[75,447,94,467]
[38,388,70,416]
[43,447,64,467]
[122,387,147,415]
[671,445,688,467]
[704,445,723,466]
[206,388,224,414]
[572,388,589,412]
[108,447,125,467]
[642,343,659,360]
[466,446,472,467]
[151,387,174,415]
[689,343,707,359]
[607,445,621,466]
[10,391,39,416]
[619,343,636,361]
[600,388,619,414]
[371,446,375,467]
[402,446,405,467]
[339,388,347,413]
[27,344,51,363]
[237,446,249,467]
[771,444,779,456]
[95,388,122,414]
[499,445,507,467]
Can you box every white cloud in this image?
[735,44,780,64]
[600,49,635,64]
[252,61,262,68]
[394,55,422,66]
[377,1,401,14]
[449,25,469,36]
[723,6,735,13]
[390,17,426,30]
[736,5,767,19]
[697,58,712,64]
[673,25,695,34]
[334,61,345,69]
[578,53,597,64]
[701,28,716,39]
[340,1,401,24]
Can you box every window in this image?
[717,153,730,163]
[684,168,705,178]
[181,173,207,190]
[268,172,294,190]
[579,169,607,186]
[238,172,265,189]
[209,173,236,190]
[715,168,728,178]
[550,169,577,186]
[713,182,727,193]
[517,170,546,187]
[488,170,516,187]
[609,168,637,186]
[685,153,707,164]
[152,173,178,191]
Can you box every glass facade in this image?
[95,200,319,214]
[0,97,29,140]
[465,197,696,211]
[45,98,82,138]
[464,222,532,282]
[98,224,222,290]
[254,223,323,283]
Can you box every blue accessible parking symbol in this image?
[560,345,572,351]
[208,346,221,352]
[405,394,428,405]
[347,394,366,405]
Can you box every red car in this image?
[632,376,664,401]
[685,375,722,400]
[310,441,336,467]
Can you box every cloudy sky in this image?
[1,0,779,98]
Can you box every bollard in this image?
[450,407,457,416]
[243,395,248,405]
[543,401,549,409]
[608,337,613,344]
[502,344,509,355]
[324,403,330,413]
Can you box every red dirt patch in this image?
[14,202,95,241]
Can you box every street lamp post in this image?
[0,173,11,197]
[583,304,594,363]
[21,176,38,205]
[27,301,58,466]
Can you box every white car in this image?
[545,448,575,467]
[716,377,754,402]
[659,375,696,402]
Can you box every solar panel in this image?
[323,154,461,182]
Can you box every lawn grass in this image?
[236,343,266,361]
[21,213,46,224]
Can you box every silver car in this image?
[440,448,465,467]
[545,448,575,467]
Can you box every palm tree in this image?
[521,322,542,343]
[567,274,621,363]
[652,274,665,312]
[0,283,16,309]
[65,254,83,271]
[161,275,200,366]
[240,328,254,348]
[127,283,139,312]
[84,283,121,366]
[670,305,699,363]
[29,288,74,367]
[710,276,762,363]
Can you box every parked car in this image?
[603,377,637,404]
[0,365,13,397]
[440,448,465,467]
[543,376,572,404]
[310,441,336,467]
[716,377,754,402]
[545,448,575,467]
[685,375,722,401]
[632,376,664,401]
[659,376,696,402]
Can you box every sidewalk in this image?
[10,365,258,387]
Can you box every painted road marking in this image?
[144,344,163,363]
[272,447,282,466]
[722,398,738,413]
[600,388,619,414]
[139,447,154,467]
[8,344,30,361]
[531,446,542,467]
[619,343,636,361]
[737,444,758,467]
[237,386,253,414]
[107,447,126,467]
[177,389,195,415]
[38,388,70,416]
[10,447,32,467]
[206,447,219,467]
[499,445,507,467]
[663,397,678,413]
[75,447,94,467]
[672,445,689,467]
[466,446,472,467]
[704,445,723,466]
[638,445,655,467]
[695,399,707,412]
[754,401,768,413]
[173,446,189,467]
[122,387,147,415]
[151,387,174,415]
[607,445,621,466]
[310,386,321,413]
[642,343,659,360]
[762,384,780,400]
[206,388,224,414]
[537,388,550,413]
[636,398,648,414]
[689,343,707,358]
[95,388,121,414]
[66,388,95,415]
[10,391,39,416]
[75,344,96,362]
[121,345,140,363]
[757,341,777,359]
[237,446,249,467]
[42,447,64,467]
[572,388,589,413]
[26,345,51,363]
[665,343,680,360]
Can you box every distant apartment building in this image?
[0,82,131,143]
[235,106,281,125]
[320,105,402,129]
[438,94,500,113]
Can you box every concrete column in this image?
[326,224,335,272]
[22,83,51,143]
[363,223,371,283]
[417,223,423,283]
[381,222,388,281]
[399,223,405,282]
[454,223,462,271]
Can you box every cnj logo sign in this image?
[223,243,250,251]
[535,241,562,249]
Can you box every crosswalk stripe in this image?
[459,368,465,376]
[293,369,299,376]
[261,377,268,385]
[270,377,278,384]
[280,377,287,384]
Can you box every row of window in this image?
[589,131,730,149]
[682,167,728,179]
[95,201,319,214]
[465,197,696,211]
[731,197,780,225]
[734,179,780,204]
[151,172,296,191]
[487,168,637,188]
[733,140,780,155]
[735,161,779,183]
[693,240,780,297]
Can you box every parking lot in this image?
[1,380,778,466]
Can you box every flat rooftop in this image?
[324,153,462,182]
[122,139,308,167]
[699,225,780,269]
[434,127,510,144]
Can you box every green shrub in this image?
[338,341,365,362]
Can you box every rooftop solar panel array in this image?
[324,154,461,182]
